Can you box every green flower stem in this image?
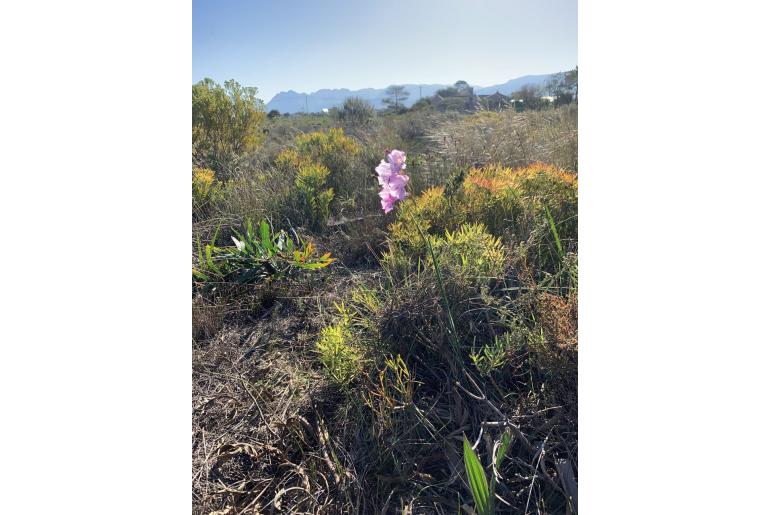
[407,210,463,367]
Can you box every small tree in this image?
[565,66,578,103]
[454,80,471,92]
[436,86,459,97]
[267,109,281,119]
[192,78,267,175]
[383,85,410,111]
[339,97,375,124]
[511,85,548,111]
[546,67,578,105]
[410,97,434,112]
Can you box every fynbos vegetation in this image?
[193,77,578,514]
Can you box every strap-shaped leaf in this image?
[260,219,272,250]
[495,430,512,469]
[463,437,491,515]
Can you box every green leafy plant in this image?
[192,78,267,174]
[470,333,512,376]
[192,167,225,216]
[294,163,334,230]
[316,303,363,385]
[464,437,492,515]
[193,219,335,284]
[463,430,513,515]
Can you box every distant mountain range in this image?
[265,73,557,114]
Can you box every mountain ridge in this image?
[265,73,558,113]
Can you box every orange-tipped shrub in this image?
[391,162,576,246]
[461,162,577,238]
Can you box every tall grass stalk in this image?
[544,204,564,260]
[410,212,463,366]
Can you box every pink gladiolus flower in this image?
[376,149,409,213]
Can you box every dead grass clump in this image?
[322,214,390,268]
[428,105,578,172]
[379,273,445,354]
[192,294,351,514]
[192,295,226,341]
[537,292,578,350]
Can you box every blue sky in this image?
[193,0,576,103]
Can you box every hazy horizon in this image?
[193,0,577,102]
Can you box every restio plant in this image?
[193,219,334,284]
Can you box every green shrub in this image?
[410,97,434,112]
[430,223,505,281]
[294,128,359,191]
[274,128,360,227]
[388,186,461,250]
[339,97,375,125]
[382,222,505,285]
[388,162,576,274]
[192,167,224,215]
[316,303,363,385]
[294,163,334,230]
[192,78,267,175]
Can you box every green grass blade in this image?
[544,204,564,260]
[260,219,271,248]
[196,236,204,266]
[495,430,512,469]
[411,215,461,359]
[463,437,492,515]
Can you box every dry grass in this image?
[192,273,370,514]
[427,106,578,173]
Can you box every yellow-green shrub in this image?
[274,129,360,229]
[316,304,363,386]
[294,163,334,230]
[293,128,360,198]
[430,223,505,280]
[382,222,505,284]
[274,148,309,173]
[294,127,359,173]
[390,162,576,245]
[462,162,577,238]
[192,167,223,214]
[388,186,462,249]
